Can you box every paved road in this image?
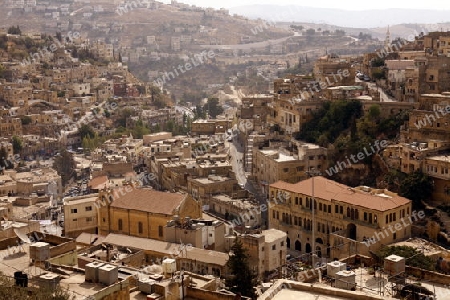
[199,35,295,50]
[228,128,247,186]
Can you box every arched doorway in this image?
[286,237,291,249]
[306,243,311,253]
[347,223,356,240]
[295,240,301,251]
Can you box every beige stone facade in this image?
[269,177,412,260]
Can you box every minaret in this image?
[384,25,391,48]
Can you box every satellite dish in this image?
[14,229,31,244]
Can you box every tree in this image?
[0,272,75,299]
[203,98,223,119]
[11,136,23,154]
[78,124,95,140]
[399,170,433,208]
[55,31,62,42]
[225,239,257,299]
[305,28,316,36]
[53,149,76,186]
[20,115,32,125]
[377,246,434,271]
[7,26,21,35]
[0,147,8,170]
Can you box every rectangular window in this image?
[71,209,77,214]
[319,203,322,211]
[340,206,343,214]
[272,245,276,250]
[159,225,163,237]
[295,197,299,205]
[335,205,339,213]
[86,217,93,222]
[138,222,143,234]
[364,212,367,221]
[118,219,123,231]
[328,205,331,213]
[85,206,92,211]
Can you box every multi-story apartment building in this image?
[63,195,99,238]
[239,229,287,280]
[269,176,412,259]
[313,56,356,87]
[252,141,327,194]
[191,119,232,135]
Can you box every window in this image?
[319,203,322,211]
[335,205,339,213]
[272,210,276,219]
[364,212,368,221]
[281,241,284,247]
[295,197,299,205]
[340,206,343,214]
[86,217,93,222]
[158,225,163,237]
[102,218,106,222]
[386,215,389,224]
[272,245,276,250]
[283,168,289,172]
[393,233,397,240]
[138,222,143,234]
[85,206,92,211]
[71,209,77,214]
[118,219,123,231]
[73,218,77,222]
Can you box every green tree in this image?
[305,28,316,35]
[0,272,75,299]
[53,149,76,186]
[0,147,8,170]
[225,239,257,299]
[7,25,21,35]
[203,98,223,119]
[78,124,96,140]
[11,136,23,154]
[399,170,434,208]
[377,246,434,271]
[20,116,32,125]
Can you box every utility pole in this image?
[306,167,321,270]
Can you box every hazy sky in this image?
[168,0,450,10]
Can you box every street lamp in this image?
[306,168,321,270]
[180,270,185,300]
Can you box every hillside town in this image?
[2,2,450,300]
